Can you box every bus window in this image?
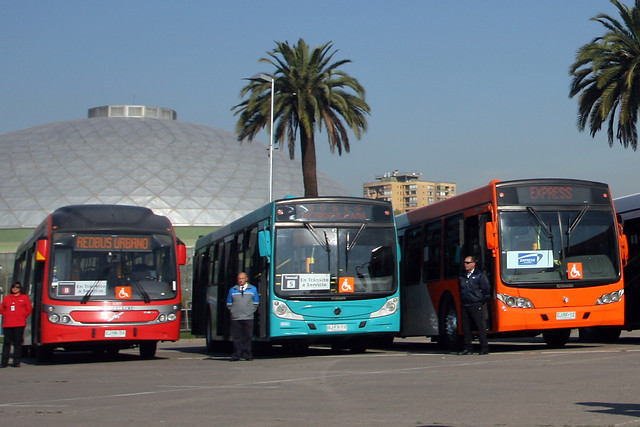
[444,215,462,278]
[423,221,442,282]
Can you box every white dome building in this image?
[0,105,351,280]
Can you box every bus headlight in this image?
[497,293,534,308]
[49,314,60,323]
[158,314,167,322]
[596,289,624,305]
[167,313,177,321]
[272,300,304,320]
[61,315,71,324]
[370,297,399,318]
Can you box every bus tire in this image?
[282,342,309,355]
[542,328,571,347]
[578,327,621,343]
[139,341,157,359]
[348,338,368,353]
[439,297,463,351]
[205,310,216,352]
[35,345,54,364]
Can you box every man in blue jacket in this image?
[226,272,259,361]
[458,256,491,355]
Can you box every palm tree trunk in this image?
[300,127,319,197]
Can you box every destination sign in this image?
[74,235,152,251]
[276,203,392,222]
[496,184,610,206]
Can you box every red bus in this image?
[396,179,627,348]
[11,205,186,362]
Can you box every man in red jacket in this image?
[0,282,33,367]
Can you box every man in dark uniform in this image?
[458,256,491,355]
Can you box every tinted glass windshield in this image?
[274,225,397,298]
[499,209,619,285]
[50,233,178,301]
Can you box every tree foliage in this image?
[569,0,640,150]
[233,39,370,197]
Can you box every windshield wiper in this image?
[304,223,329,252]
[304,223,331,271]
[80,280,101,304]
[121,264,151,303]
[567,206,589,236]
[347,223,367,253]
[526,207,553,240]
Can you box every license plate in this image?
[105,330,126,338]
[326,324,347,332]
[556,311,576,320]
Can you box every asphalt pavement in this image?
[1,332,640,426]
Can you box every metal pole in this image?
[269,77,274,202]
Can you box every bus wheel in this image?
[349,339,368,353]
[542,328,571,347]
[578,327,621,343]
[35,346,54,364]
[105,347,120,358]
[282,342,309,355]
[139,341,157,359]
[439,298,462,351]
[205,310,216,352]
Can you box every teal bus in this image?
[191,197,400,352]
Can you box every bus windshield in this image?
[274,225,397,298]
[499,209,620,285]
[49,232,178,302]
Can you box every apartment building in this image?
[363,171,456,214]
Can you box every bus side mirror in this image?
[485,222,498,250]
[36,239,49,262]
[258,230,272,262]
[177,243,187,266]
[620,233,629,267]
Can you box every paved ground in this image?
[0,332,640,426]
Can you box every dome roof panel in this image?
[0,113,351,228]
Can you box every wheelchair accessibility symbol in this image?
[116,286,132,299]
[339,277,355,293]
[567,262,583,280]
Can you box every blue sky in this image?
[1,0,638,198]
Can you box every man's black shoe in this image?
[479,350,489,355]
[457,349,473,355]
[11,363,20,367]
[0,364,7,368]
[230,357,240,362]
[244,357,253,361]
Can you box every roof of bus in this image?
[51,204,173,233]
[396,178,612,229]
[614,193,640,219]
[194,196,394,249]
[397,181,496,229]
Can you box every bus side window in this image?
[443,215,463,278]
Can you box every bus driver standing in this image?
[458,256,491,355]
[226,272,259,361]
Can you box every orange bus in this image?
[12,205,187,362]
[396,179,627,348]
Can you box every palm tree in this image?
[569,0,640,150]
[232,38,370,197]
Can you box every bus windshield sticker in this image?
[339,277,355,293]
[57,280,107,296]
[506,250,554,269]
[567,262,583,280]
[281,274,331,291]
